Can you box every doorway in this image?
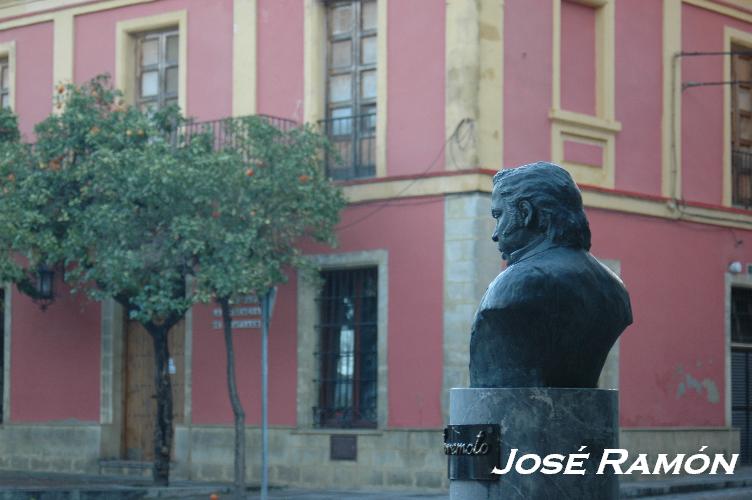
[731,286,752,464]
[122,318,185,460]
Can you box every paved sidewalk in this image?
[3,469,752,499]
[620,466,752,498]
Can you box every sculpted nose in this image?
[491,226,499,242]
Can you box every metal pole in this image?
[260,288,276,500]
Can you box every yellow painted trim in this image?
[302,0,325,125]
[723,27,752,207]
[550,0,618,189]
[478,0,504,170]
[0,0,95,18]
[662,0,682,199]
[343,172,752,230]
[115,10,188,114]
[552,0,561,110]
[52,12,73,99]
[232,0,256,117]
[549,108,621,133]
[445,0,479,169]
[0,0,155,31]
[683,0,752,23]
[344,174,490,204]
[551,119,615,188]
[303,0,387,176]
[375,0,387,177]
[722,0,752,12]
[0,40,16,111]
[721,0,752,14]
[597,0,615,119]
[551,0,614,120]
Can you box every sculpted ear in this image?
[518,199,534,227]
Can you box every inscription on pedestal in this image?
[443,424,501,480]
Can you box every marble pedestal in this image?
[449,388,618,500]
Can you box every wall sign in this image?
[444,424,501,480]
[211,294,262,331]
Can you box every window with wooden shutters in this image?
[314,267,378,428]
[323,0,377,180]
[731,44,752,208]
[0,58,9,110]
[136,29,179,113]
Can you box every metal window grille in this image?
[733,149,752,209]
[732,287,752,464]
[733,287,752,344]
[323,0,377,180]
[136,29,179,112]
[314,267,377,428]
[0,58,9,109]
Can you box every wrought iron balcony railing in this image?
[319,113,376,180]
[733,149,752,209]
[173,114,298,152]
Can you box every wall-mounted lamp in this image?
[729,261,743,274]
[33,264,54,310]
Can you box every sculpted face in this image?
[490,186,537,259]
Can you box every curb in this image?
[620,476,752,498]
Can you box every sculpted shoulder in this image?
[478,246,630,317]
[479,258,551,312]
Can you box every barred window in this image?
[0,58,9,109]
[323,0,377,180]
[732,287,752,464]
[136,29,179,112]
[733,287,752,344]
[314,267,377,428]
[731,44,752,208]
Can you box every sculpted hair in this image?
[492,162,591,251]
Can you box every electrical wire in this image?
[338,118,477,231]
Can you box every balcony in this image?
[733,149,752,209]
[173,114,298,152]
[319,114,376,180]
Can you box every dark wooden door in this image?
[123,319,185,460]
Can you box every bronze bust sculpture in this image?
[469,162,632,388]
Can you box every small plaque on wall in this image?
[330,434,357,461]
[444,424,501,480]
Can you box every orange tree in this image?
[189,116,345,497]
[0,76,344,487]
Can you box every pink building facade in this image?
[0,0,750,489]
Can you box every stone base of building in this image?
[173,425,448,490]
[0,421,741,490]
[0,423,101,473]
[619,427,740,481]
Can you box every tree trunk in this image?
[147,325,173,486]
[220,297,246,499]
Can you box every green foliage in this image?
[0,75,345,321]
[0,107,20,143]
[190,116,346,302]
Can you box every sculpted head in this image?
[491,162,591,259]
